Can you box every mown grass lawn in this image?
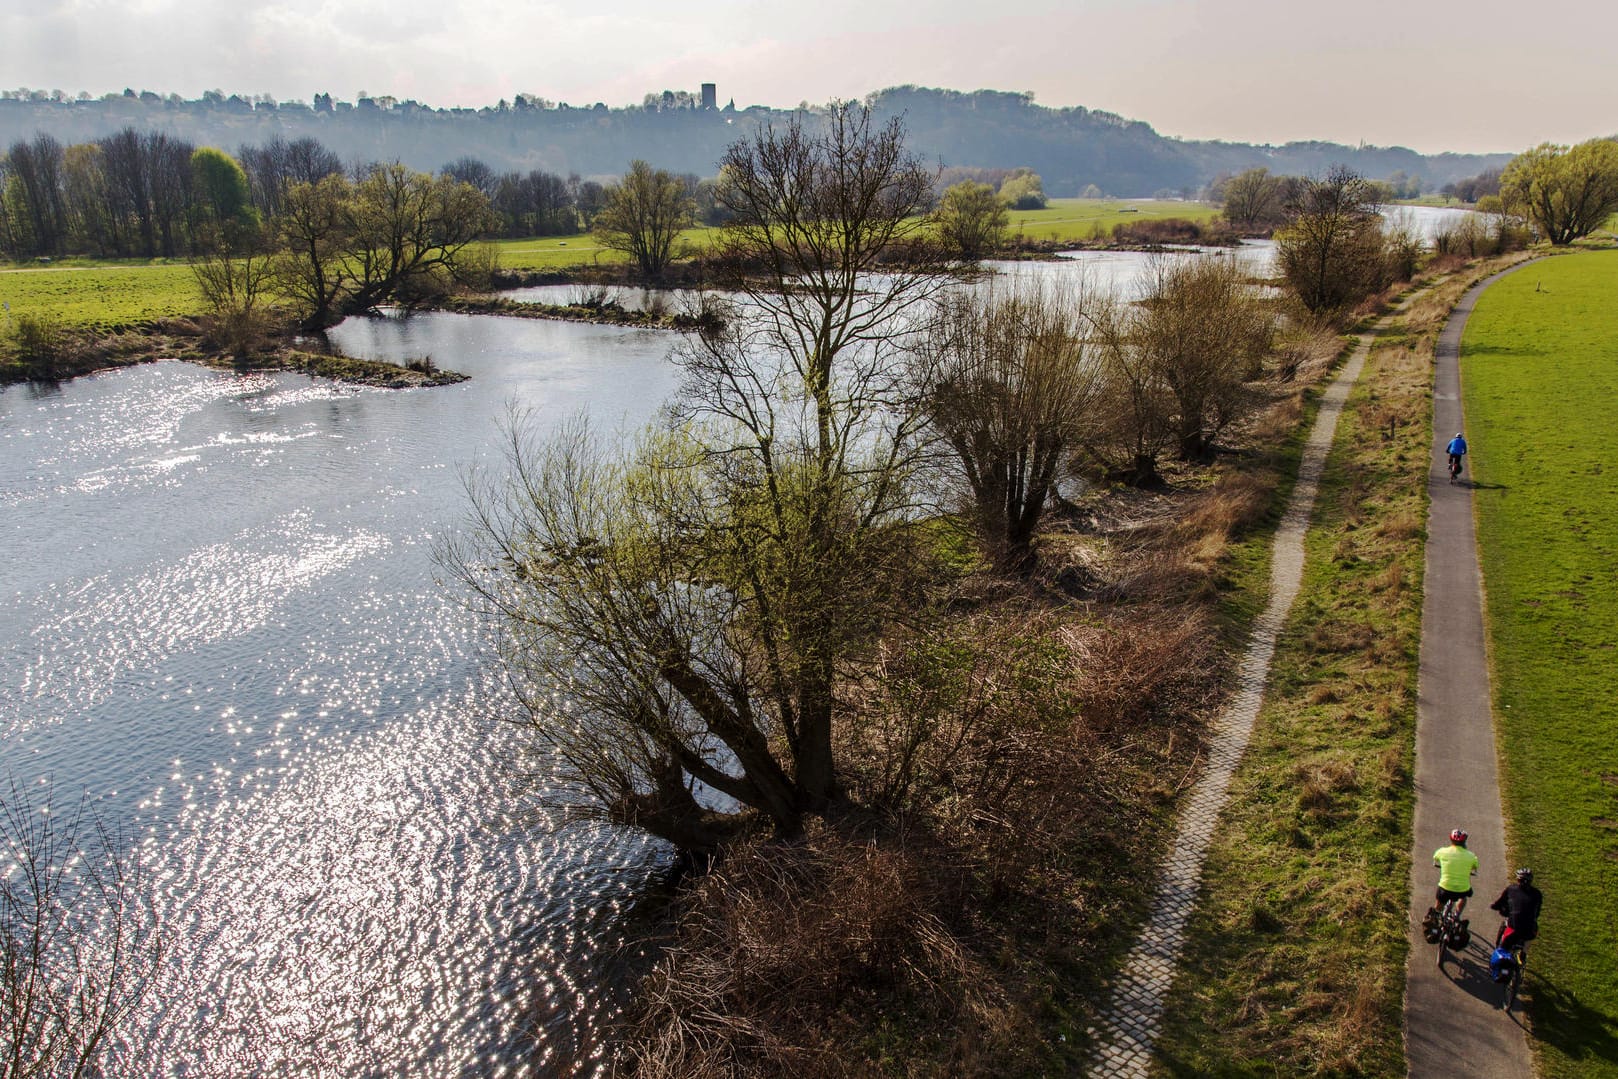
[0,261,203,330]
[1461,249,1618,1079]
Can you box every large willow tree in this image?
[1500,139,1618,246]
[449,104,949,854]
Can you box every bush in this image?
[9,312,78,379]
[1430,215,1529,259]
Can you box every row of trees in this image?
[589,159,1056,277]
[0,129,221,258]
[0,130,350,260]
[0,130,604,260]
[448,104,1280,853]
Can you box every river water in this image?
[0,205,1473,1073]
[1,315,679,1076]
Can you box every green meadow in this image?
[2,199,1224,326]
[490,232,639,270]
[1461,250,1618,1077]
[488,198,1222,270]
[1003,197,1219,243]
[902,194,1211,244]
[0,261,203,330]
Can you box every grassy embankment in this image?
[1150,255,1533,1076]
[1461,250,1618,1079]
[0,260,464,387]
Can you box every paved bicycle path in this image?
[1403,264,1534,1079]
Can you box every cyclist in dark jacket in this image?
[1490,867,1543,948]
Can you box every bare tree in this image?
[3,135,68,257]
[2,781,163,1078]
[1216,166,1287,231]
[440,155,498,199]
[98,128,154,257]
[282,137,342,189]
[447,103,949,853]
[1275,165,1385,315]
[916,281,1108,573]
[1083,255,1273,483]
[1133,255,1273,461]
[192,220,273,356]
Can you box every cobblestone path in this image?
[1086,325,1377,1076]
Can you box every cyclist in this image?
[1434,828,1479,916]
[1446,432,1468,479]
[1490,867,1542,949]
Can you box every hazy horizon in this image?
[4,0,1615,155]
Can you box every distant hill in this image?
[0,85,1511,195]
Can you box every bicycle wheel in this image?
[1505,950,1526,1012]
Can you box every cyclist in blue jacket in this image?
[1446,432,1468,477]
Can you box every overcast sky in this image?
[4,0,1613,153]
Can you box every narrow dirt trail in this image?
[1403,264,1534,1079]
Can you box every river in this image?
[1,315,679,1076]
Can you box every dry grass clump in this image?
[624,823,1013,1079]
[1295,757,1360,821]
[1172,472,1272,546]
[1066,610,1219,735]
[1272,322,1348,385]
[621,645,1183,1077]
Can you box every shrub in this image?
[9,312,78,379]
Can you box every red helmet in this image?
[1450,828,1468,844]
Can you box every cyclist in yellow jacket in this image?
[1434,828,1480,915]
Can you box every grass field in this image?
[1,198,1224,324]
[0,261,202,330]
[1003,198,1219,243]
[490,233,639,270]
[1461,250,1618,1078]
[488,199,1221,270]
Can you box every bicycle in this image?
[1426,897,1470,968]
[1492,924,1530,1012]
[1448,453,1464,484]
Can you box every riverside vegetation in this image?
[440,107,1441,1076]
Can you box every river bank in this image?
[0,316,468,388]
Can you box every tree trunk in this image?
[609,758,742,855]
